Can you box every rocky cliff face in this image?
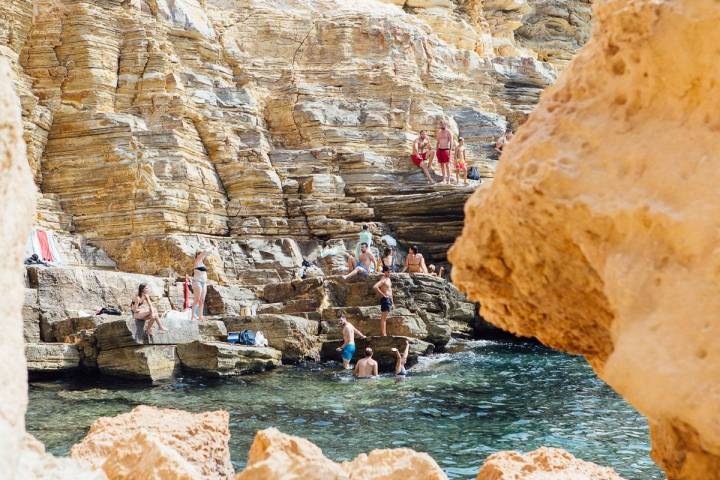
[450,0,720,478]
[0,0,590,273]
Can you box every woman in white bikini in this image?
[191,250,209,321]
[131,284,167,334]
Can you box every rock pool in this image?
[27,340,663,479]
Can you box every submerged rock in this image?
[176,341,281,376]
[96,345,179,382]
[476,447,624,479]
[70,405,234,479]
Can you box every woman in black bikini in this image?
[191,250,209,321]
[401,245,428,274]
[379,247,396,272]
[131,284,167,334]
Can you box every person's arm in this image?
[353,362,360,377]
[420,255,429,274]
[402,341,410,361]
[372,362,378,377]
[336,327,348,351]
[130,297,139,314]
[401,255,408,273]
[354,327,367,339]
[373,279,388,298]
[392,348,401,373]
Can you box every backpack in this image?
[239,330,256,346]
[467,166,480,180]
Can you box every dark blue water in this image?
[26,341,663,479]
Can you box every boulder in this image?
[199,320,228,342]
[261,277,326,314]
[236,428,447,479]
[18,434,105,480]
[476,447,623,479]
[320,306,428,339]
[321,336,433,372]
[222,314,320,362]
[204,284,257,316]
[70,405,234,479]
[94,317,200,350]
[176,341,281,376]
[25,343,80,374]
[50,315,117,342]
[97,346,179,382]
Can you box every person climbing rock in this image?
[131,284,168,334]
[402,246,428,274]
[435,120,454,184]
[336,315,366,370]
[411,130,435,184]
[353,347,378,378]
[373,266,393,336]
[344,243,376,280]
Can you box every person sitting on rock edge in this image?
[379,247,396,273]
[402,245,428,274]
[392,339,410,376]
[343,243,376,280]
[374,266,393,336]
[336,315,366,370]
[355,224,373,258]
[131,284,168,334]
[353,347,379,378]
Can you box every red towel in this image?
[184,277,191,309]
[36,229,54,262]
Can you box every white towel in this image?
[46,230,65,265]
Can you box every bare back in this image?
[342,323,355,345]
[354,357,378,378]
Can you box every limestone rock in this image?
[321,336,433,372]
[71,405,234,479]
[476,447,623,479]
[94,317,200,350]
[96,345,179,382]
[199,320,228,342]
[176,341,281,376]
[25,342,80,374]
[237,428,447,479]
[222,314,320,362]
[0,54,35,478]
[50,315,116,343]
[23,288,41,343]
[449,0,720,477]
[18,434,106,480]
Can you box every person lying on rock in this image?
[411,130,435,184]
[343,243,376,280]
[353,347,378,378]
[392,339,410,376]
[374,266,393,336]
[131,284,168,334]
[402,245,428,274]
[336,315,366,370]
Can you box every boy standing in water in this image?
[373,266,393,336]
[336,315,366,369]
[454,137,468,185]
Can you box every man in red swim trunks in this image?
[435,120,454,184]
[411,130,435,184]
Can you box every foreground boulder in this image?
[94,317,200,350]
[18,434,105,479]
[321,336,433,372]
[97,346,179,382]
[70,405,234,479]
[176,341,281,376]
[223,314,320,362]
[25,343,80,374]
[236,428,446,480]
[476,448,623,479]
[448,0,720,476]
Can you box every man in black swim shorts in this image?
[373,266,393,336]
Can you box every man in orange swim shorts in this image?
[411,130,435,184]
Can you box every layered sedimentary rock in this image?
[71,405,234,479]
[449,0,720,478]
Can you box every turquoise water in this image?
[27,341,663,479]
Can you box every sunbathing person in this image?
[378,247,397,272]
[402,246,428,274]
[131,284,167,334]
[343,243,376,280]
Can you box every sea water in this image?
[27,340,663,479]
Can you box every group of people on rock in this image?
[411,120,514,185]
[336,314,409,379]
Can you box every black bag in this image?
[467,166,480,181]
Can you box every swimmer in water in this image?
[392,339,410,376]
[353,347,378,378]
